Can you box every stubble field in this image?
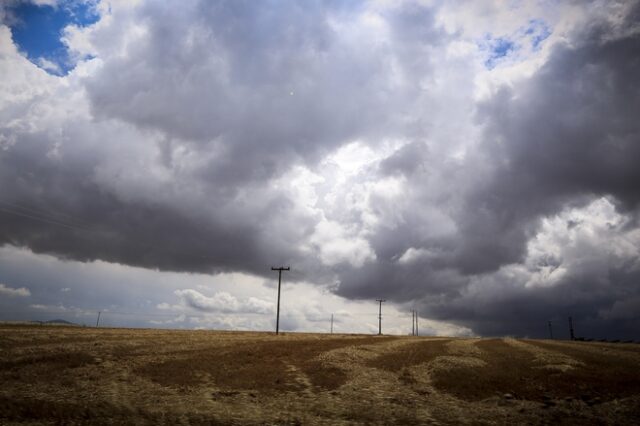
[1,324,639,425]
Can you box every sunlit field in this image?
[1,324,639,425]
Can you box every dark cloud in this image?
[1,0,639,339]
[84,0,437,187]
[0,123,307,276]
[0,0,447,276]
[424,259,640,341]
[454,5,640,274]
[447,5,640,338]
[334,1,640,339]
[378,141,428,177]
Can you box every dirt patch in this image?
[136,336,394,393]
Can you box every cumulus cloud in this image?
[0,283,30,297]
[0,0,639,339]
[175,289,273,315]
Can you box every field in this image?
[1,325,639,425]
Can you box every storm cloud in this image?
[1,0,639,339]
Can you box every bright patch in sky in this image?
[484,37,516,69]
[481,18,552,69]
[526,19,552,49]
[8,0,99,75]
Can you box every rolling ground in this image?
[0,324,639,425]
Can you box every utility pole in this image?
[331,314,334,334]
[548,321,553,339]
[376,299,386,335]
[271,266,290,335]
[96,311,101,328]
[411,310,415,336]
[415,311,419,337]
[568,316,575,341]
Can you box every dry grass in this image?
[1,325,639,425]
[431,339,640,403]
[366,338,451,372]
[137,337,393,392]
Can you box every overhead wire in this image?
[0,205,93,232]
[0,199,223,263]
[1,199,418,331]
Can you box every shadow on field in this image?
[431,339,640,403]
[0,352,95,384]
[0,395,223,425]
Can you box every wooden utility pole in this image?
[411,310,415,336]
[376,299,386,335]
[568,316,575,340]
[271,267,290,335]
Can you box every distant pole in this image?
[415,311,419,337]
[96,311,101,328]
[376,299,386,335]
[548,321,553,339]
[331,314,334,334]
[568,316,575,340]
[271,266,290,335]
[411,310,415,336]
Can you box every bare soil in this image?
[1,325,639,425]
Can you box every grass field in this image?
[1,324,639,425]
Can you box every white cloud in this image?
[397,247,431,264]
[309,218,376,268]
[523,198,640,289]
[36,57,62,74]
[32,0,58,6]
[174,289,273,315]
[0,283,31,297]
[148,314,185,325]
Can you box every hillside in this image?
[1,325,638,425]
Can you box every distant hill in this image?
[46,319,76,325]
[29,319,79,326]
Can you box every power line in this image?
[0,200,93,228]
[0,200,222,264]
[0,206,92,232]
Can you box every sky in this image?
[0,0,639,339]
